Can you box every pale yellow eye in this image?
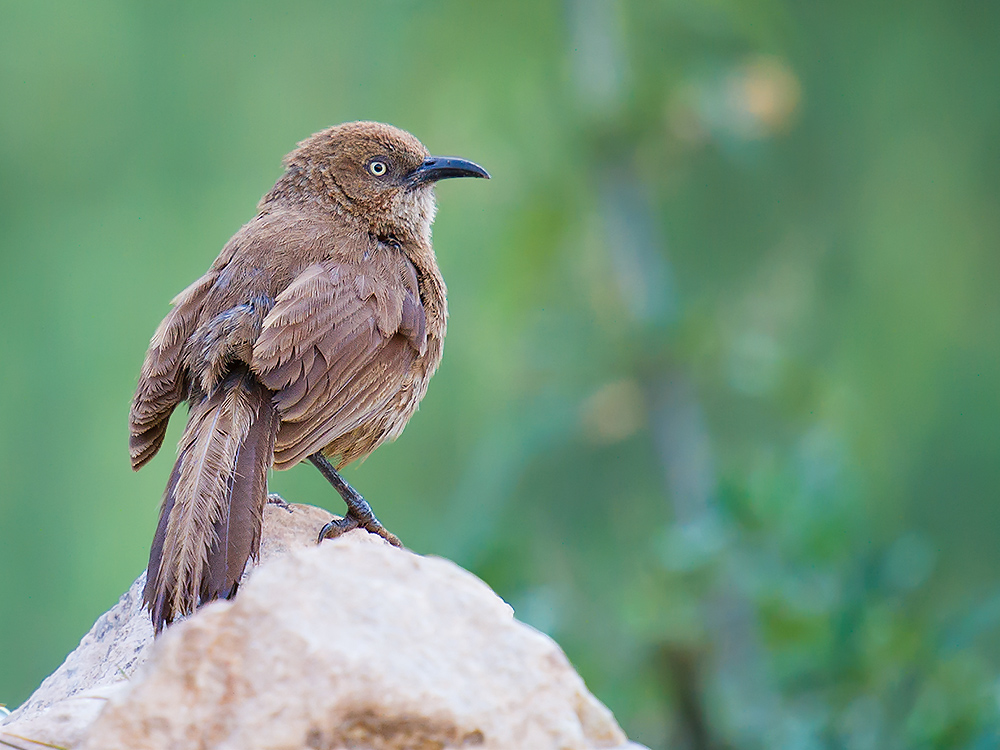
[368,160,387,176]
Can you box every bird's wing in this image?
[130,270,220,470]
[251,253,426,468]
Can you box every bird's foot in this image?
[309,453,403,548]
[266,492,293,511]
[317,511,402,547]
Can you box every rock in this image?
[3,502,332,727]
[2,571,153,730]
[3,503,645,750]
[1,502,334,748]
[0,683,129,750]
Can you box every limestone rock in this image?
[0,683,128,750]
[1,502,333,747]
[4,502,645,750]
[3,571,152,729]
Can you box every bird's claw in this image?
[266,493,293,511]
[317,513,402,547]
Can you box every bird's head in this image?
[277,121,488,239]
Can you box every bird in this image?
[129,121,488,633]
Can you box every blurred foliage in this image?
[2,1,1000,748]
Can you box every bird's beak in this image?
[409,156,490,186]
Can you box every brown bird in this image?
[129,121,488,633]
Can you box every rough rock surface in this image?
[0,501,333,748]
[3,503,644,750]
[0,502,332,748]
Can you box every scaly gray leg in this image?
[309,453,402,547]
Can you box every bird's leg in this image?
[310,453,402,547]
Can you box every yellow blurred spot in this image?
[581,379,646,443]
[667,55,802,145]
[730,56,802,137]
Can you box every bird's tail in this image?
[144,365,278,634]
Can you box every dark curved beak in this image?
[409,156,490,186]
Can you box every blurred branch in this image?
[656,644,723,750]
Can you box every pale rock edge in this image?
[2,503,648,750]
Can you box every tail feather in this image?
[146,459,181,632]
[143,366,277,633]
[207,383,278,601]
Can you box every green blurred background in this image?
[2,1,999,747]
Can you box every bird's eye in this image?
[368,160,387,177]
